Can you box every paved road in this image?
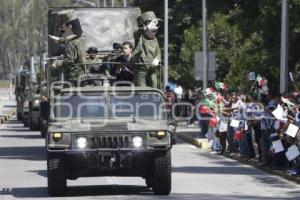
[1,118,300,200]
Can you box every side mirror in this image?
[40,100,50,119]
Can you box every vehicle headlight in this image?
[77,137,87,149]
[132,136,143,148]
[52,132,63,142]
[34,99,40,106]
[156,131,166,139]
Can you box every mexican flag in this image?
[281,96,295,108]
[215,82,227,91]
[256,74,265,86]
[204,87,214,95]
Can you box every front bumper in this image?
[48,149,159,179]
[47,131,172,179]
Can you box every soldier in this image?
[50,16,86,87]
[86,46,110,86]
[132,11,162,88]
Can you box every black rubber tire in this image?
[17,112,22,121]
[40,122,47,138]
[47,155,66,196]
[152,151,172,195]
[29,114,40,131]
[30,120,40,131]
[23,118,29,127]
[145,177,154,188]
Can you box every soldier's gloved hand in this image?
[147,19,158,31]
[51,63,57,69]
[49,35,61,42]
[151,58,160,67]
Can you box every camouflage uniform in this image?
[132,12,161,88]
[51,11,86,86]
[86,56,111,86]
[56,36,86,86]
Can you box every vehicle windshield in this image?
[53,92,105,118]
[110,92,167,120]
[53,91,167,120]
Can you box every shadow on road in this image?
[0,186,299,200]
[173,165,300,191]
[0,146,46,161]
[0,128,31,132]
[0,185,152,198]
[173,166,264,175]
[2,119,22,124]
[1,134,42,139]
[27,170,47,178]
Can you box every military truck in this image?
[45,86,174,196]
[15,70,27,121]
[43,7,175,196]
[26,56,42,131]
[15,69,30,125]
[16,57,41,129]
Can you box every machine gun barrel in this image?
[75,61,164,68]
[45,55,64,60]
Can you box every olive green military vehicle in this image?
[46,86,175,196]
[15,70,28,121]
[43,7,175,196]
[26,56,42,131]
[15,69,30,126]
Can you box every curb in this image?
[178,131,300,184]
[177,132,210,149]
[0,110,15,124]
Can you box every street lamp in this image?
[163,0,168,90]
[280,0,289,94]
[202,0,208,90]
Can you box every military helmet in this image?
[86,47,98,54]
[137,11,162,27]
[57,9,76,25]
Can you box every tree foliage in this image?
[1,0,300,93]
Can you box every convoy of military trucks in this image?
[13,5,176,197]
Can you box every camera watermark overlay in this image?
[46,79,287,132]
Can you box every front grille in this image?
[97,135,130,149]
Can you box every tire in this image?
[152,151,172,195]
[29,111,40,131]
[40,122,47,138]
[23,118,29,127]
[47,154,66,196]
[17,112,22,121]
[30,120,40,131]
[145,177,154,188]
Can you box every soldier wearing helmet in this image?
[132,11,162,88]
[49,11,86,86]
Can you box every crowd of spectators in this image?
[166,83,300,176]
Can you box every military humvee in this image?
[15,70,28,121]
[43,7,175,196]
[46,86,174,196]
[15,69,30,126]
[26,56,42,131]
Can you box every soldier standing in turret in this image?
[132,11,162,88]
[50,16,86,87]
